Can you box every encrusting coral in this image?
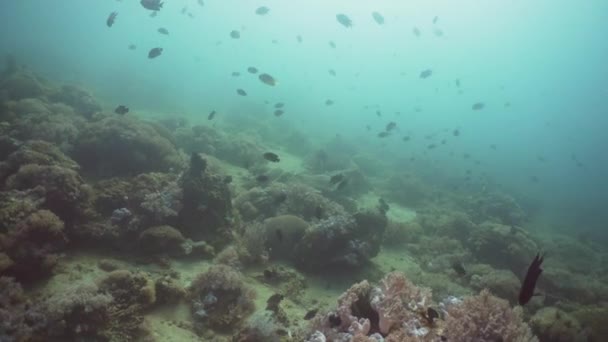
[189,264,256,334]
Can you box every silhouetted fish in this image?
[230,30,240,39]
[207,110,216,120]
[472,102,485,110]
[275,229,283,242]
[236,89,247,96]
[518,253,544,305]
[372,11,385,25]
[158,27,169,35]
[274,109,284,117]
[336,14,353,28]
[140,0,163,11]
[274,102,284,108]
[453,129,460,137]
[148,47,163,59]
[420,69,433,79]
[255,6,270,15]
[247,66,258,74]
[263,152,280,162]
[114,105,129,115]
[451,261,466,276]
[413,27,421,37]
[329,173,344,185]
[259,73,277,86]
[107,12,118,27]
[304,308,319,320]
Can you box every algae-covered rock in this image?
[138,225,186,255]
[468,221,538,274]
[263,215,308,260]
[72,115,182,178]
[530,307,587,342]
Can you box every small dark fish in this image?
[427,144,437,149]
[530,175,539,183]
[149,11,158,18]
[336,179,348,190]
[433,29,444,37]
[453,129,460,137]
[263,152,280,162]
[158,27,169,35]
[256,174,269,183]
[378,198,390,213]
[223,175,232,184]
[247,66,258,74]
[433,16,439,24]
[181,6,187,14]
[107,12,118,27]
[114,105,129,115]
[128,44,137,50]
[274,109,284,117]
[255,6,270,15]
[275,229,283,242]
[366,125,371,131]
[377,131,390,138]
[207,110,216,120]
[372,11,385,25]
[197,0,204,6]
[148,47,163,59]
[328,313,342,327]
[236,89,247,96]
[274,192,287,204]
[420,69,433,79]
[336,14,353,28]
[304,309,319,320]
[451,261,466,276]
[274,102,284,108]
[402,136,410,142]
[275,329,288,336]
[413,27,421,37]
[325,99,334,106]
[426,307,439,324]
[472,102,485,110]
[376,110,382,117]
[296,35,303,43]
[329,41,336,48]
[140,0,163,11]
[386,121,396,131]
[328,69,337,76]
[455,79,461,87]
[230,30,240,39]
[231,71,241,77]
[314,205,323,219]
[259,73,277,86]
[329,173,344,185]
[518,253,544,305]
[266,293,284,311]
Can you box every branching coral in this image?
[443,289,538,341]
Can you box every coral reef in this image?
[138,225,186,255]
[529,307,588,342]
[0,276,46,341]
[468,221,539,274]
[262,215,309,260]
[464,192,527,226]
[178,153,233,246]
[72,115,182,178]
[443,289,538,341]
[2,209,67,281]
[189,265,256,333]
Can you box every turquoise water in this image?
[3,1,605,235]
[1,1,608,340]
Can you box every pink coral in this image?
[444,289,538,341]
[370,272,432,334]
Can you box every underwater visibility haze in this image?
[0,0,607,341]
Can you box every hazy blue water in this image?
[1,0,607,235]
